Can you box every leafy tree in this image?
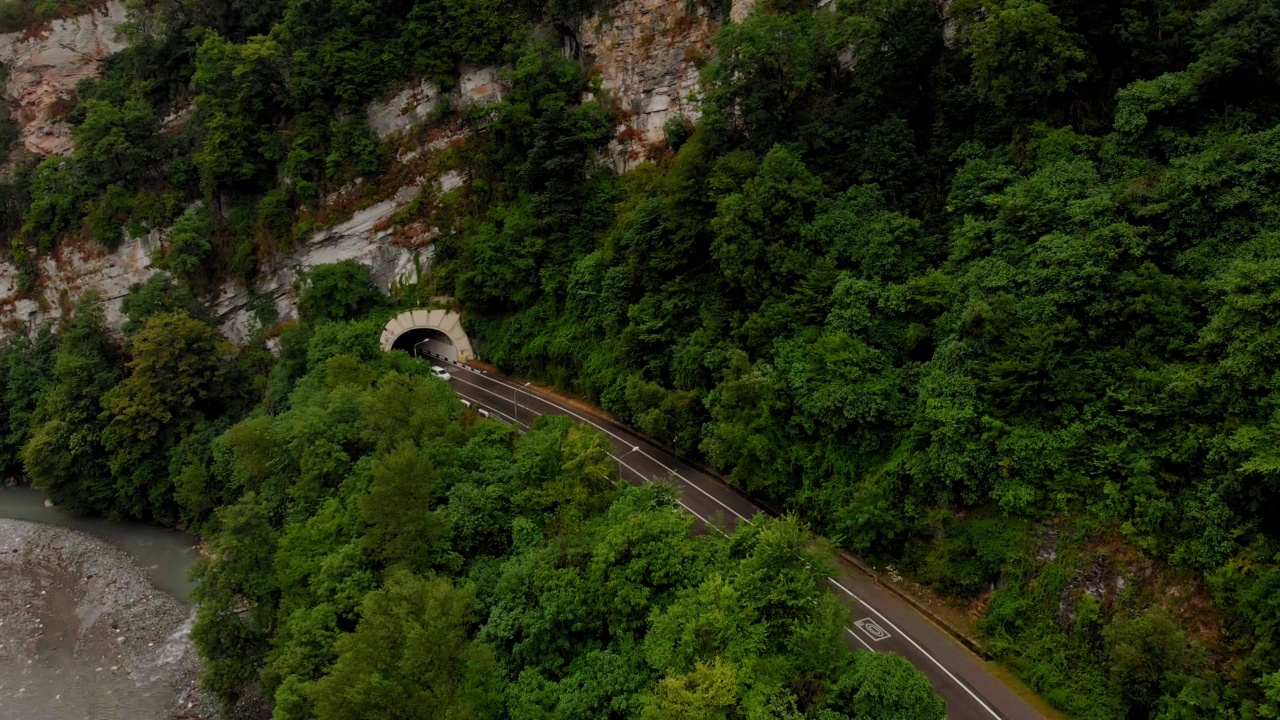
[703,9,821,147]
[644,574,763,674]
[72,97,159,186]
[100,310,237,521]
[192,33,286,197]
[1105,608,1203,715]
[310,572,501,720]
[153,205,213,282]
[959,0,1089,111]
[0,327,57,477]
[710,146,825,304]
[817,653,947,720]
[23,295,120,512]
[23,157,88,249]
[483,42,612,237]
[640,657,742,720]
[701,352,793,500]
[359,440,455,572]
[120,273,212,335]
[192,494,280,711]
[295,260,386,324]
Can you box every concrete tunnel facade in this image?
[380,308,475,363]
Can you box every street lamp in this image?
[515,382,531,426]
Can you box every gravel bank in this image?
[0,519,219,720]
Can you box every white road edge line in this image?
[846,627,876,652]
[453,371,752,523]
[452,372,1000,719]
[827,577,1003,720]
[449,383,728,536]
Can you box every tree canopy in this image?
[4,0,1280,717]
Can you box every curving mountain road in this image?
[436,359,1045,720]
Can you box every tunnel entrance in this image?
[391,327,456,360]
[380,308,475,363]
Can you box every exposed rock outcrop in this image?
[458,64,502,108]
[0,179,438,340]
[730,0,758,22]
[0,0,732,342]
[366,65,503,139]
[367,80,441,139]
[0,230,161,332]
[212,184,431,344]
[0,0,129,156]
[578,0,717,167]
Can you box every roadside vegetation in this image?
[427,3,1280,719]
[0,0,1279,718]
[0,269,947,719]
[194,335,943,720]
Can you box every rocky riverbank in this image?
[0,519,218,720]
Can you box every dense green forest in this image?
[3,0,1280,717]
[0,276,948,719]
[191,334,945,720]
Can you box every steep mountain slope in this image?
[1,1,1279,719]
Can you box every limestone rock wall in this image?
[212,184,432,345]
[367,80,441,139]
[730,0,758,22]
[577,0,720,166]
[366,65,503,139]
[0,231,159,332]
[0,177,439,341]
[0,0,738,344]
[0,0,129,156]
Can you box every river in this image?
[0,486,199,600]
[0,485,210,720]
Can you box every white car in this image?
[430,365,452,381]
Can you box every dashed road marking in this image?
[447,368,1006,720]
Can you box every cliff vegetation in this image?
[1,0,1279,718]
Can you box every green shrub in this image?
[295,261,387,326]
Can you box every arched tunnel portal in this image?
[380,308,474,363]
[391,327,455,358]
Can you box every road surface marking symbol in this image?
[855,618,892,642]
[450,371,1005,720]
[826,577,1003,720]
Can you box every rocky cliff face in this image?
[576,0,718,167]
[0,0,728,342]
[730,0,758,21]
[0,194,423,340]
[0,231,159,333]
[0,165,463,341]
[366,65,502,139]
[0,0,129,156]
[211,179,452,344]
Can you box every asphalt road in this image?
[436,359,1044,720]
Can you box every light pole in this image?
[514,382,531,426]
